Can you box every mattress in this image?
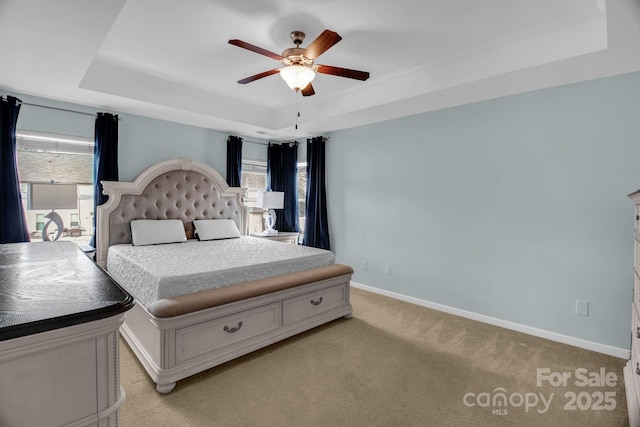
[106,236,335,307]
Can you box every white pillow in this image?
[130,219,187,246]
[193,219,241,240]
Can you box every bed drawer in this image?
[283,284,348,325]
[175,302,281,363]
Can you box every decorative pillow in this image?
[130,219,187,246]
[193,219,241,241]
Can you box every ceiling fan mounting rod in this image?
[290,31,306,46]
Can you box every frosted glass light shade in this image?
[280,65,315,91]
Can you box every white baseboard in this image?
[351,281,630,359]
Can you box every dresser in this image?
[0,242,134,427]
[626,190,640,426]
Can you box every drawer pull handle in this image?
[223,321,243,333]
[637,363,640,375]
[637,327,640,339]
[310,297,323,306]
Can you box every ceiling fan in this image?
[228,30,370,96]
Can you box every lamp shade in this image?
[28,183,78,210]
[257,191,284,209]
[279,65,315,91]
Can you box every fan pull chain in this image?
[295,91,300,130]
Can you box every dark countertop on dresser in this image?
[0,241,134,341]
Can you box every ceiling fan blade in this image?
[316,65,370,81]
[237,69,281,84]
[228,39,283,61]
[303,30,342,60]
[301,83,315,97]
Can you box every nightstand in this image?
[250,232,299,245]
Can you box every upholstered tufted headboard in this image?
[95,157,247,267]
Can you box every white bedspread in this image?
[106,237,335,307]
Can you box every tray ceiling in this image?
[1,0,638,140]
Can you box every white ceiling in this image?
[1,0,639,140]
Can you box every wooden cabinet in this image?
[0,242,133,426]
[625,191,640,426]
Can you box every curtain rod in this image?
[21,102,97,118]
[242,139,270,146]
[242,139,297,146]
[242,138,327,146]
[241,139,298,146]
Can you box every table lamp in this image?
[257,190,284,235]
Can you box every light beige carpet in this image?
[120,287,629,426]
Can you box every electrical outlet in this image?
[361,261,368,271]
[384,265,391,275]
[576,300,589,316]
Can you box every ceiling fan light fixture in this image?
[230,29,368,96]
[280,65,315,92]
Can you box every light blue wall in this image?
[327,71,640,350]
[13,94,96,139]
[242,140,268,162]
[117,114,227,181]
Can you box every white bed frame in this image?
[97,157,353,393]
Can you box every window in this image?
[16,131,93,243]
[241,160,307,240]
[241,160,267,234]
[297,163,307,237]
